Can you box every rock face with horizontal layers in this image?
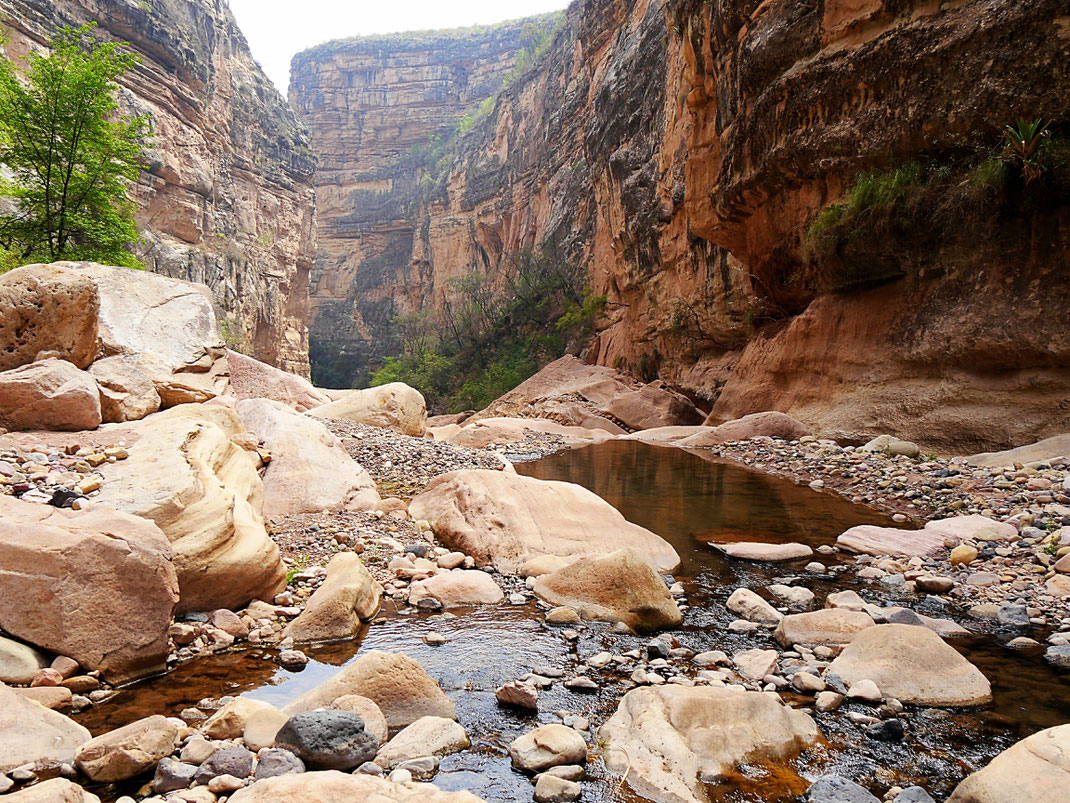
[947,723,1070,803]
[827,624,992,707]
[292,0,1070,453]
[472,356,704,432]
[229,770,486,802]
[282,552,382,643]
[1,0,316,376]
[95,404,286,613]
[283,650,456,730]
[410,470,679,574]
[599,685,819,803]
[236,398,379,517]
[0,497,178,683]
[532,549,682,632]
[313,382,427,436]
[0,681,91,772]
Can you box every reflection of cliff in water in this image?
[517,440,897,574]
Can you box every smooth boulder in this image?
[0,358,101,431]
[532,549,681,632]
[283,650,455,730]
[236,398,378,517]
[685,411,811,446]
[229,770,486,802]
[89,355,162,423]
[95,404,285,612]
[947,723,1070,802]
[273,711,377,771]
[227,350,329,412]
[446,417,615,449]
[75,715,179,782]
[600,685,819,803]
[409,470,679,574]
[711,542,813,561]
[282,552,382,643]
[407,570,504,609]
[836,524,946,558]
[0,681,90,772]
[2,779,101,802]
[373,716,470,769]
[0,497,179,683]
[775,609,875,648]
[509,724,587,772]
[0,636,49,684]
[826,624,991,706]
[314,382,427,436]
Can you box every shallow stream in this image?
[78,441,1070,802]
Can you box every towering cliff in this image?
[293,0,1070,451]
[1,0,317,376]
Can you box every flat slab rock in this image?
[836,525,946,558]
[711,542,814,561]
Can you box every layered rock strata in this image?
[1,0,317,376]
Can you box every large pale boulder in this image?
[227,350,329,412]
[373,716,470,769]
[200,697,282,740]
[446,417,616,449]
[409,470,679,574]
[236,398,379,517]
[0,263,99,370]
[2,779,101,802]
[774,609,875,648]
[407,570,504,609]
[314,382,427,436]
[684,411,811,446]
[282,552,382,643]
[711,542,814,561]
[89,355,161,423]
[0,497,178,682]
[0,358,101,431]
[836,525,946,558]
[229,771,486,802]
[75,715,179,782]
[0,635,49,684]
[0,681,91,772]
[826,624,991,706]
[600,685,819,803]
[95,404,285,613]
[473,355,703,431]
[532,549,682,632]
[947,724,1070,802]
[966,435,1070,467]
[923,515,1017,544]
[284,650,456,730]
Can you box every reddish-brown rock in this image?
[0,358,102,431]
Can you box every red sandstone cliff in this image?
[292,0,1070,451]
[2,0,317,377]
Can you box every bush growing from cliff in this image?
[0,24,148,269]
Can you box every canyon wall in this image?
[293,0,1070,451]
[1,0,316,376]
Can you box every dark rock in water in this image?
[824,672,848,695]
[415,597,443,611]
[193,745,255,784]
[806,776,880,803]
[997,603,1029,626]
[254,747,306,779]
[886,608,926,627]
[1045,645,1070,667]
[153,758,197,794]
[49,488,85,508]
[274,710,378,770]
[895,787,937,803]
[183,611,210,624]
[646,638,672,659]
[865,717,905,742]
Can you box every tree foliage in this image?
[0,23,149,268]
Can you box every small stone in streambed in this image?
[846,678,881,703]
[865,717,905,741]
[278,650,309,670]
[355,761,383,776]
[396,755,439,779]
[895,787,937,803]
[997,602,1030,626]
[423,632,448,645]
[153,758,198,794]
[254,748,306,779]
[496,680,539,711]
[546,607,581,625]
[388,767,413,784]
[805,775,880,803]
[415,597,443,611]
[1007,636,1040,649]
[564,676,598,692]
[534,773,582,802]
[792,671,825,694]
[815,691,844,712]
[193,745,255,784]
[0,775,11,794]
[274,711,378,771]
[208,774,245,793]
[543,764,585,781]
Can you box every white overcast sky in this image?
[228,0,570,93]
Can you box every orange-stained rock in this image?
[0,497,178,683]
[409,469,680,574]
[0,358,101,431]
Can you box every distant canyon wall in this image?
[2,0,316,377]
[292,0,1070,451]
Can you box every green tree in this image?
[0,23,149,269]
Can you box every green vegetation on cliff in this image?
[0,24,148,269]
[371,241,605,412]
